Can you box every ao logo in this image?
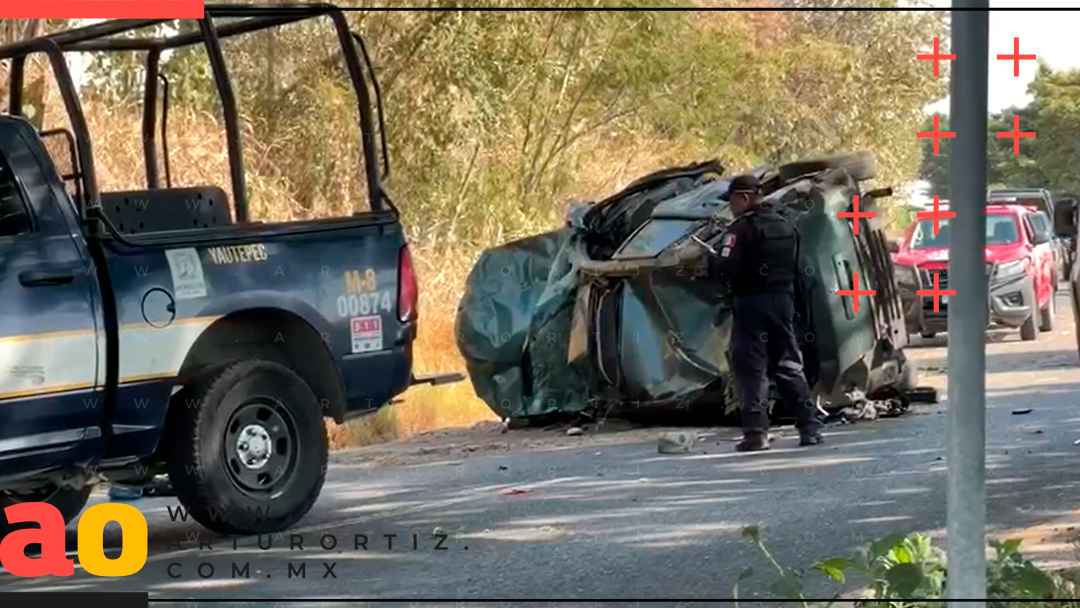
[0,502,148,577]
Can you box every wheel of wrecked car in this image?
[0,485,92,538]
[167,359,328,535]
[776,151,876,183]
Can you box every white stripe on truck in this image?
[0,316,220,400]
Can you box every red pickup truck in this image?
[891,204,1056,341]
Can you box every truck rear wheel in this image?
[167,360,328,534]
[0,485,91,538]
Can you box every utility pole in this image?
[947,1,989,606]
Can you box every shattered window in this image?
[613,219,699,260]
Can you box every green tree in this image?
[78,7,949,246]
[918,62,1080,200]
[1027,62,1080,196]
[918,113,949,196]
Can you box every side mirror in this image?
[887,239,900,254]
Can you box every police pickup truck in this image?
[0,7,459,535]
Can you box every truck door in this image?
[0,124,104,480]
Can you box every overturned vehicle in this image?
[456,152,918,425]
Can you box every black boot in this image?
[799,428,824,446]
[736,431,770,452]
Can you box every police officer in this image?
[708,174,823,452]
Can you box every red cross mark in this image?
[917,272,956,313]
[997,37,1036,77]
[917,115,956,155]
[837,195,876,235]
[997,114,1036,155]
[916,195,956,235]
[917,37,955,77]
[836,272,876,314]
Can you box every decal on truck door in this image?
[206,243,269,265]
[337,267,393,318]
[165,248,207,300]
[350,315,383,354]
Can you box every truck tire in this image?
[1039,288,1056,332]
[0,485,92,538]
[167,359,328,535]
[776,151,876,183]
[1021,287,1038,341]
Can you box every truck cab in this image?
[0,7,459,537]
[892,204,1054,342]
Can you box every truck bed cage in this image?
[0,4,384,226]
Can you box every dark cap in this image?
[725,174,761,199]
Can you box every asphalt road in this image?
[5,291,1080,606]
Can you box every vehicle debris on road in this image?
[657,431,695,454]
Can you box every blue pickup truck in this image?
[0,7,458,535]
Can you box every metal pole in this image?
[947,2,989,605]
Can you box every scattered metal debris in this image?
[823,390,908,424]
[657,431,695,454]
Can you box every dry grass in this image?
[59,101,517,448]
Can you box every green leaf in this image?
[1000,538,1023,554]
[768,571,805,599]
[893,545,913,564]
[869,533,908,558]
[1012,566,1054,598]
[884,562,926,598]
[743,525,762,542]
[813,557,853,583]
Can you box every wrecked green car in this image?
[456,152,916,425]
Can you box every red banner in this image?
[0,1,204,19]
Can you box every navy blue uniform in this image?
[709,206,820,436]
